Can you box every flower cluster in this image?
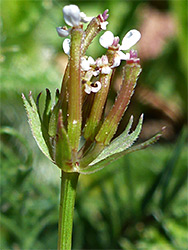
[56,5,141,95]
[23,4,163,174]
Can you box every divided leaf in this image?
[22,93,53,162]
[79,123,163,174]
[89,114,143,165]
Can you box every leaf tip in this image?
[36,91,42,103]
[162,126,166,132]
[140,113,144,120]
[130,115,134,122]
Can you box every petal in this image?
[96,57,102,67]
[80,12,93,23]
[93,70,100,76]
[88,56,95,65]
[117,51,130,60]
[63,5,81,27]
[101,66,112,74]
[99,31,114,48]
[111,53,121,68]
[84,84,92,94]
[63,38,71,55]
[56,27,70,37]
[102,9,109,21]
[81,57,91,71]
[101,55,108,65]
[100,21,108,30]
[85,70,93,81]
[120,29,141,50]
[91,81,102,93]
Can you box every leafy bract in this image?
[79,126,163,174]
[89,114,143,166]
[22,93,53,162]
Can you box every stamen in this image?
[102,9,109,21]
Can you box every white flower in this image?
[56,27,71,37]
[80,12,93,23]
[63,38,71,55]
[84,84,92,94]
[63,5,81,27]
[95,55,112,75]
[63,5,92,27]
[100,21,108,30]
[99,31,114,48]
[91,81,102,92]
[84,81,102,94]
[57,5,93,52]
[81,56,95,71]
[99,29,141,67]
[98,9,109,30]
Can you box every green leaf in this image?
[79,128,163,174]
[36,91,42,120]
[48,102,59,137]
[43,88,52,128]
[35,90,54,159]
[0,126,33,166]
[55,110,72,171]
[89,114,143,165]
[141,127,185,212]
[22,93,53,162]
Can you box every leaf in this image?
[0,126,33,166]
[36,91,42,120]
[89,114,143,165]
[79,129,163,174]
[48,102,60,137]
[22,93,53,162]
[43,88,52,128]
[0,213,23,241]
[141,127,186,212]
[55,110,72,171]
[159,127,187,210]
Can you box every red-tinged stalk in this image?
[95,61,142,145]
[84,72,112,141]
[82,11,108,54]
[82,93,95,129]
[59,64,69,124]
[68,27,83,154]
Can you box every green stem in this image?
[58,171,79,250]
[68,28,83,152]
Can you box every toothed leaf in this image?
[36,92,42,120]
[79,129,163,174]
[89,114,143,165]
[22,93,53,161]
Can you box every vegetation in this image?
[0,0,187,249]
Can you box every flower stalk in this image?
[96,60,142,145]
[68,27,83,153]
[84,72,112,141]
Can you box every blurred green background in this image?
[0,0,187,249]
